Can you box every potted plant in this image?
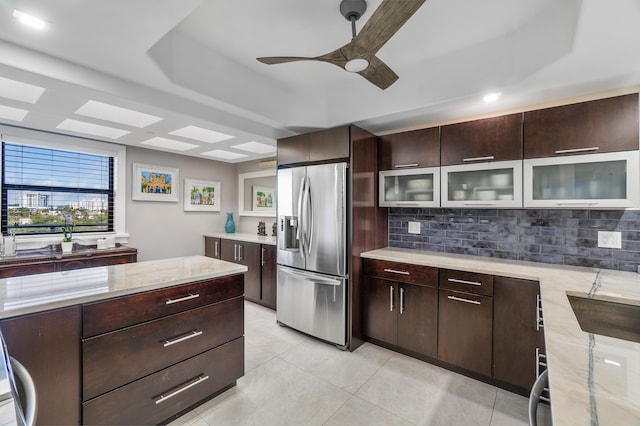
[61,213,74,253]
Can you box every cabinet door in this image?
[363,276,398,345]
[397,283,438,358]
[58,258,93,271]
[308,126,350,163]
[493,277,545,391]
[238,241,261,302]
[0,306,81,425]
[524,93,639,159]
[438,289,493,376]
[220,239,238,263]
[260,244,277,309]
[204,237,221,259]
[379,127,440,170]
[277,134,309,166]
[441,113,523,166]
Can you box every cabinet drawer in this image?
[83,337,244,425]
[363,259,438,286]
[83,296,243,401]
[439,269,493,296]
[83,274,243,337]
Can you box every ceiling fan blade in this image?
[347,0,426,58]
[357,55,398,90]
[257,56,318,65]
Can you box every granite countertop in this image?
[0,256,247,320]
[204,232,277,245]
[361,247,640,426]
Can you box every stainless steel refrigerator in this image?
[277,162,348,348]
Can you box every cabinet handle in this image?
[554,146,599,154]
[389,285,394,312]
[163,330,203,347]
[536,294,544,331]
[154,375,209,405]
[536,348,547,378]
[238,244,243,261]
[261,247,265,266]
[462,155,494,162]
[447,295,481,305]
[165,293,200,305]
[214,240,219,257]
[400,287,405,314]
[393,163,420,168]
[384,268,410,275]
[448,278,481,286]
[233,243,237,261]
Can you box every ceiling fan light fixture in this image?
[345,58,369,73]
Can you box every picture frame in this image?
[184,179,221,211]
[252,186,275,212]
[132,163,179,202]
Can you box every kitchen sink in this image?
[567,291,640,343]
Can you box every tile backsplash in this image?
[388,208,640,272]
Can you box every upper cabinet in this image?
[238,170,276,217]
[378,127,440,170]
[523,93,639,158]
[277,126,350,167]
[440,113,523,166]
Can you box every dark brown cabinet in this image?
[204,236,221,259]
[378,127,440,170]
[0,306,82,425]
[363,259,438,358]
[493,276,545,392]
[277,125,350,167]
[260,244,277,309]
[440,113,523,166]
[524,93,639,159]
[437,270,494,376]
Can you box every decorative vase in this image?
[61,241,73,254]
[225,213,236,233]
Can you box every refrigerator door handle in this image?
[305,177,314,255]
[296,176,306,258]
[279,266,342,286]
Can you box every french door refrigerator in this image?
[277,162,348,348]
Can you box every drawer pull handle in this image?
[554,146,599,154]
[163,330,203,347]
[154,374,209,405]
[390,285,394,312]
[462,155,494,162]
[165,293,200,305]
[384,268,410,275]
[447,278,481,286]
[447,295,481,305]
[393,163,419,168]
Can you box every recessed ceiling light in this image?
[13,9,48,31]
[0,76,45,104]
[169,125,234,143]
[141,137,198,152]
[56,119,130,139]
[75,100,162,128]
[483,92,501,102]
[201,150,248,160]
[232,141,276,154]
[0,105,29,122]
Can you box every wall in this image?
[389,207,640,272]
[126,146,237,261]
[235,159,277,235]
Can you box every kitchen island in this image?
[0,255,247,425]
[361,248,640,426]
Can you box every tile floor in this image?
[170,301,551,426]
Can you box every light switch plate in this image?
[408,221,421,234]
[598,231,622,249]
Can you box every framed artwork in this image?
[132,163,179,202]
[252,186,275,212]
[184,179,221,211]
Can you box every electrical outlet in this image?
[598,231,621,249]
[408,221,421,234]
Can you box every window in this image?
[1,142,114,236]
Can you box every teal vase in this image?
[225,212,236,233]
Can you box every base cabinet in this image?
[220,239,261,302]
[260,244,277,309]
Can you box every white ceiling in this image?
[0,0,639,163]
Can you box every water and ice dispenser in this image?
[280,216,300,251]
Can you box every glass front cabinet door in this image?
[441,160,523,208]
[379,167,440,207]
[524,151,640,208]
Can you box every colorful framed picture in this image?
[184,179,221,212]
[132,163,179,202]
[252,186,275,212]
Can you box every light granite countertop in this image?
[204,232,277,245]
[361,247,640,426]
[0,256,247,320]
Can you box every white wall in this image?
[126,146,237,261]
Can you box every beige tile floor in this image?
[169,301,551,426]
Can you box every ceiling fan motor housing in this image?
[340,0,367,21]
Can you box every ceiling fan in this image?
[257,0,426,90]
